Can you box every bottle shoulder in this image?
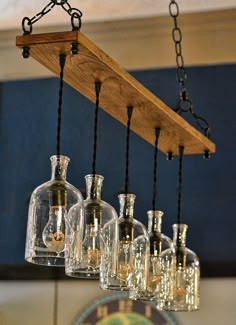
[30,179,83,202]
[160,245,200,262]
[149,232,172,249]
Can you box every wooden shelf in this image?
[16,30,215,155]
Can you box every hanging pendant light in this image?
[158,146,200,311]
[100,107,149,291]
[129,128,172,301]
[25,54,83,266]
[65,81,117,279]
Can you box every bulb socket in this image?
[49,186,67,207]
[85,202,102,225]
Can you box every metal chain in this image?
[125,107,134,195]
[169,0,210,138]
[152,128,160,211]
[92,81,102,175]
[22,0,82,35]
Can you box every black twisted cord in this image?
[177,146,184,225]
[125,107,134,194]
[152,128,161,211]
[56,54,66,157]
[92,81,102,175]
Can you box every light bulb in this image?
[117,240,134,282]
[82,223,101,269]
[175,267,187,300]
[42,205,66,253]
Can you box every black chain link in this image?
[169,0,210,138]
[22,0,82,35]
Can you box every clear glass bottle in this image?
[129,210,172,301]
[100,193,149,291]
[25,155,83,267]
[158,224,200,311]
[65,174,118,279]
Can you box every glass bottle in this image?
[100,193,149,291]
[25,155,83,267]
[65,174,117,279]
[129,210,172,301]
[158,224,200,311]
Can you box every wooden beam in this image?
[16,31,215,155]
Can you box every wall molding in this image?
[0,9,236,80]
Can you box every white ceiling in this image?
[1,0,236,30]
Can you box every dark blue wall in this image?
[0,64,235,266]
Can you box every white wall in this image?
[0,278,235,325]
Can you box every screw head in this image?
[22,46,30,59]
[71,42,78,55]
[166,152,174,160]
[203,150,211,159]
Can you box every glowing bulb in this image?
[82,223,101,269]
[175,268,187,301]
[42,205,66,253]
[117,240,133,282]
[147,274,161,290]
[146,256,161,293]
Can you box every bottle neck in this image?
[173,224,188,247]
[50,155,69,181]
[119,193,136,219]
[85,174,104,200]
[147,210,163,233]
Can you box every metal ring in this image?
[68,8,82,17]
[176,66,187,83]
[71,11,82,30]
[179,99,192,113]
[172,27,182,43]
[169,1,179,17]
[22,17,33,34]
[175,42,182,56]
[51,0,68,5]
[176,54,184,68]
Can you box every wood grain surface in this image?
[16,31,216,155]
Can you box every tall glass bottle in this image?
[25,155,84,266]
[129,210,172,300]
[65,174,117,278]
[158,224,200,311]
[100,193,149,291]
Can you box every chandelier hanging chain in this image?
[177,146,184,225]
[22,0,82,35]
[92,81,102,175]
[169,0,210,139]
[125,106,134,194]
[152,128,161,211]
[56,53,66,157]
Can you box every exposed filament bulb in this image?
[83,223,101,269]
[42,205,66,253]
